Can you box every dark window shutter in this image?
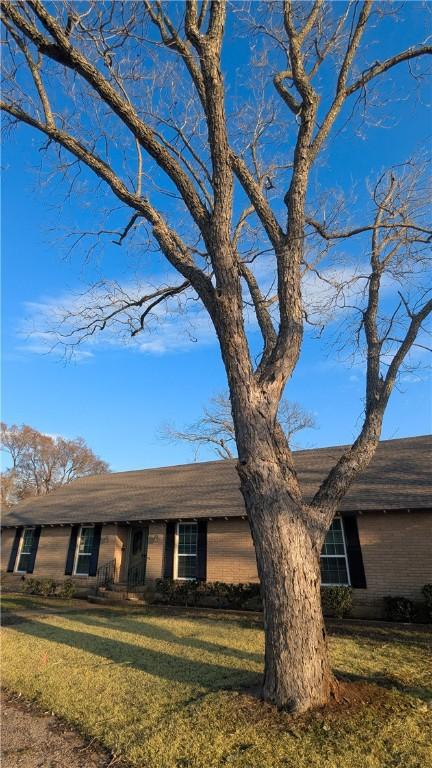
[27,526,41,574]
[88,524,102,577]
[65,525,79,575]
[343,515,367,589]
[7,527,23,572]
[197,520,207,581]
[163,522,175,579]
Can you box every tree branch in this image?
[346,45,432,97]
[240,262,278,367]
[3,0,211,234]
[1,100,215,310]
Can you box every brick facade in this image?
[355,510,432,615]
[145,523,166,581]
[206,518,258,583]
[1,523,122,591]
[2,511,431,617]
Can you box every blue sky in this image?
[2,3,431,472]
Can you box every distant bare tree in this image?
[162,393,315,459]
[0,470,18,509]
[1,423,109,501]
[1,1,431,712]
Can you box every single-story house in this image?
[1,435,431,617]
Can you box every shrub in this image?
[155,582,356,617]
[22,578,59,597]
[421,584,432,621]
[58,579,76,599]
[22,578,43,595]
[383,595,414,622]
[242,594,263,611]
[40,579,58,597]
[412,601,430,624]
[321,586,353,619]
[139,584,156,604]
[153,579,261,610]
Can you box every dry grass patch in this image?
[1,601,431,768]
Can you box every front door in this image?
[127,525,149,590]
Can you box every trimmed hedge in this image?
[422,584,432,621]
[384,595,414,622]
[21,577,76,599]
[321,586,353,618]
[154,579,260,609]
[383,589,431,624]
[153,580,353,616]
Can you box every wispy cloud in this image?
[17,262,406,363]
[20,279,217,360]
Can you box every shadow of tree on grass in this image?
[9,617,260,692]
[67,611,264,665]
[328,621,432,649]
[334,669,432,702]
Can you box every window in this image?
[175,522,198,580]
[74,526,94,576]
[320,518,349,586]
[16,528,35,573]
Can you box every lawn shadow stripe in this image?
[6,617,261,691]
[67,611,264,664]
[328,622,432,650]
[334,669,432,702]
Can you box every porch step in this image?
[106,583,128,593]
[101,582,148,595]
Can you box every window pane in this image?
[17,553,32,572]
[320,557,348,585]
[16,528,35,572]
[21,529,35,555]
[321,519,345,556]
[178,524,197,555]
[79,527,94,555]
[76,554,91,575]
[177,555,197,579]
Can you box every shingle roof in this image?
[2,435,431,527]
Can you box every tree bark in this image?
[237,430,335,713]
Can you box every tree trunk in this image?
[238,444,336,713]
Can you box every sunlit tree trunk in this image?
[235,417,334,712]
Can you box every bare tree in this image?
[0,470,19,509]
[1,423,109,501]
[1,1,431,712]
[162,393,316,459]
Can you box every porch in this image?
[96,521,164,595]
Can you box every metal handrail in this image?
[127,559,147,591]
[96,558,117,588]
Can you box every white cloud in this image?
[17,261,412,364]
[19,277,217,360]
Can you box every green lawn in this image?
[1,596,431,768]
[1,593,92,615]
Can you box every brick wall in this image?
[116,525,130,582]
[205,513,432,617]
[1,528,16,572]
[355,510,432,614]
[33,526,72,577]
[2,512,430,617]
[207,518,259,583]
[145,523,165,581]
[1,524,122,589]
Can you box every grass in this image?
[1,596,431,768]
[1,593,91,614]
